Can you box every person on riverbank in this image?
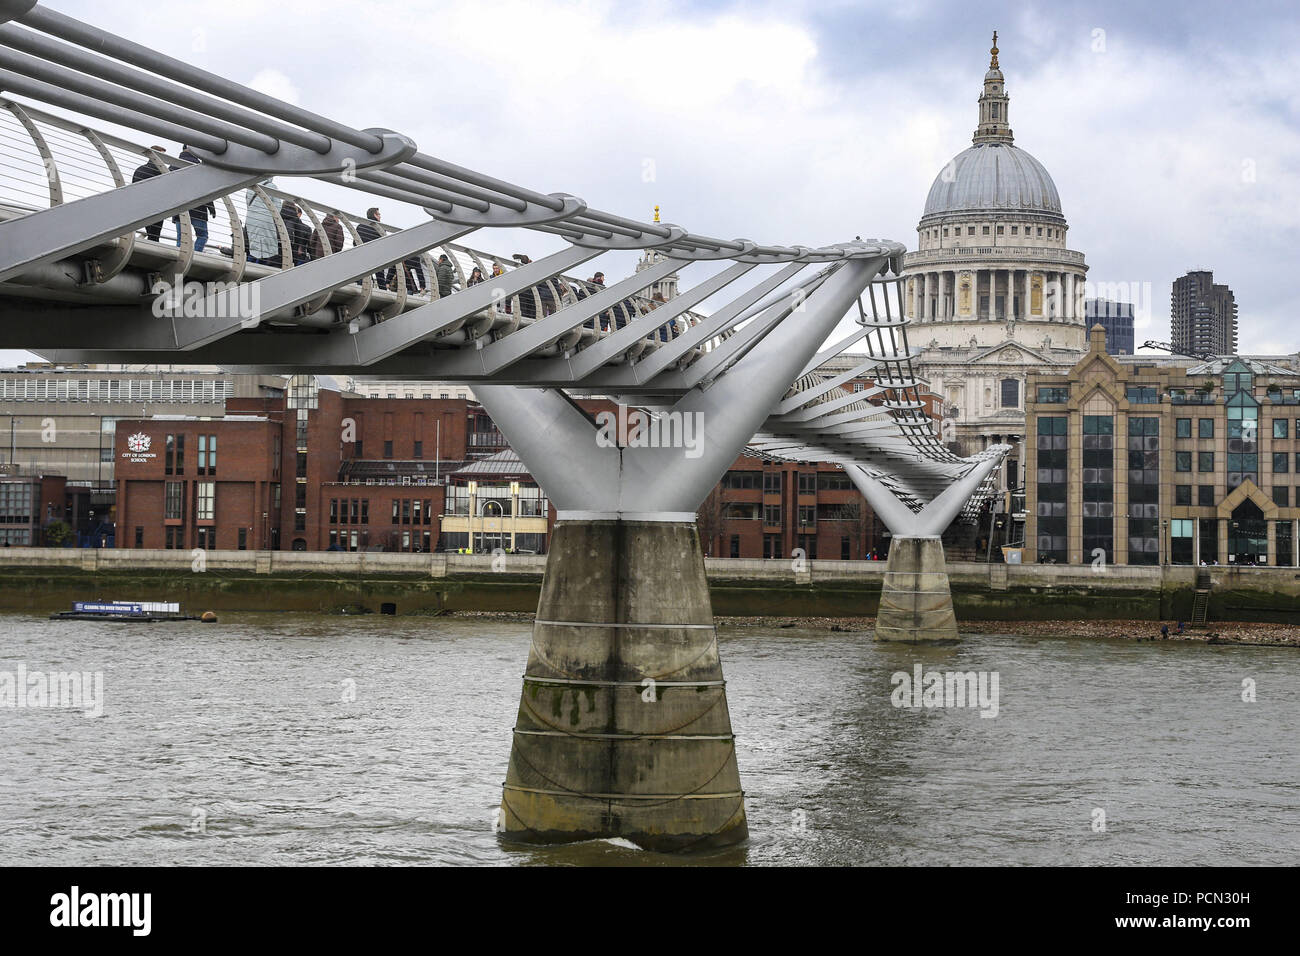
[1160,624,1169,640]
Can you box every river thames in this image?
[1,612,1295,866]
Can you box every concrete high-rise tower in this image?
[1171,270,1238,356]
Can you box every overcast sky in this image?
[7,0,1298,366]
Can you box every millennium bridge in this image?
[0,0,1007,850]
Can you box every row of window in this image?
[163,434,218,476]
[163,480,216,520]
[0,378,230,402]
[925,224,1063,240]
[721,470,856,492]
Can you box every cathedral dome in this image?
[922,143,1062,220]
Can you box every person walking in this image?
[355,208,391,289]
[168,146,216,252]
[435,254,456,298]
[243,179,282,265]
[279,201,312,265]
[131,147,167,242]
[467,266,486,286]
[309,212,345,260]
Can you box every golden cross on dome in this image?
[990,31,999,69]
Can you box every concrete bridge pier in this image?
[847,451,1007,644]
[874,536,959,642]
[500,517,746,851]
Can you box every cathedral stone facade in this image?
[901,34,1089,492]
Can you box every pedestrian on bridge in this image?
[309,213,345,260]
[356,208,391,289]
[131,147,167,242]
[244,179,282,265]
[436,254,456,298]
[279,201,312,266]
[169,146,216,252]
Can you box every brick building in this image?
[114,368,928,559]
[698,456,885,559]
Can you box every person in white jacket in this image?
[244,179,282,264]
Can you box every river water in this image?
[1,612,1295,866]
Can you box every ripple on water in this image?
[1,613,1296,866]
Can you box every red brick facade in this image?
[114,382,923,557]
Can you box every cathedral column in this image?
[1005,268,1014,320]
[922,272,933,320]
[1023,269,1031,320]
[937,271,947,318]
[1065,272,1075,321]
[985,270,994,321]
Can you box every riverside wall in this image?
[1,548,1299,623]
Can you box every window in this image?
[208,435,216,475]
[797,472,816,494]
[1198,485,1215,507]
[1000,378,1019,409]
[1011,225,1018,235]
[413,440,423,459]
[1274,453,1289,473]
[1126,417,1160,565]
[272,483,281,510]
[354,440,363,458]
[1082,415,1115,564]
[1176,418,1191,438]
[165,526,182,549]
[165,481,183,520]
[384,440,394,459]
[730,535,740,559]
[723,470,759,489]
[165,433,175,475]
[1175,485,1191,505]
[763,471,782,494]
[198,434,207,474]
[816,472,853,490]
[361,500,369,524]
[1125,386,1158,404]
[238,528,247,550]
[967,226,975,235]
[134,526,143,547]
[329,499,338,523]
[196,481,215,520]
[1199,418,1214,438]
[1175,452,1191,472]
[762,534,783,559]
[1275,419,1289,439]
[1274,486,1290,507]
[1198,452,1215,472]
[982,225,990,235]
[1037,386,1069,404]
[1036,416,1069,562]
[797,505,816,528]
[196,527,215,550]
[294,510,306,532]
[996,225,1004,235]
[763,504,781,526]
